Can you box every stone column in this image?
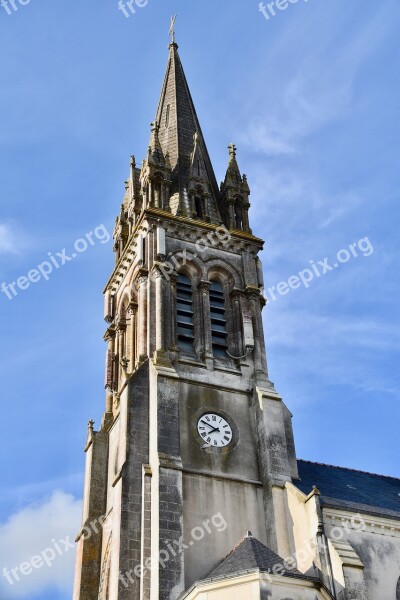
[142,185,148,209]
[117,319,126,360]
[104,331,115,390]
[128,302,138,373]
[189,192,196,218]
[164,180,172,213]
[136,271,148,363]
[115,317,127,389]
[169,273,178,351]
[231,289,245,358]
[160,181,165,210]
[104,327,116,421]
[199,280,213,366]
[246,286,268,379]
[152,266,165,352]
[204,193,211,222]
[242,203,251,232]
[140,465,152,600]
[227,199,235,229]
[148,180,153,207]
[154,182,160,208]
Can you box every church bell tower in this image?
[73,29,299,600]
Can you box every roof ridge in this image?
[298,459,400,482]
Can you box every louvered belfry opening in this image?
[176,274,195,353]
[210,281,228,357]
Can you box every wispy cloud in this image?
[266,305,400,397]
[239,2,394,156]
[318,192,362,229]
[0,492,82,599]
[0,223,18,255]
[269,308,400,352]
[0,473,83,514]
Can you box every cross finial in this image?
[151,121,160,134]
[228,143,237,157]
[169,15,177,44]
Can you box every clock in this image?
[197,413,233,448]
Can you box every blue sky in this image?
[0,0,399,598]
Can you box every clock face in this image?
[197,413,233,448]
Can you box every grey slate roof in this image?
[297,460,400,517]
[206,532,302,579]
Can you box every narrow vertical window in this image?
[142,236,146,264]
[165,105,170,128]
[194,197,203,219]
[176,275,194,353]
[210,281,228,357]
[235,203,243,229]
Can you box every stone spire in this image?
[147,120,166,166]
[140,120,172,212]
[151,39,221,221]
[221,144,252,233]
[227,143,241,178]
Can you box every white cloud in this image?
[0,492,82,599]
[0,223,18,255]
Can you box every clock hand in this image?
[200,420,220,433]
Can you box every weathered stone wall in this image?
[324,515,400,599]
[182,475,267,587]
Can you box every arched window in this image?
[194,196,204,220]
[209,281,228,357]
[176,275,194,353]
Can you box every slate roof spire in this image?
[150,33,221,221]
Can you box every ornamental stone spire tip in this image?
[169,15,177,44]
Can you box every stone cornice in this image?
[323,506,400,537]
[104,207,264,295]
